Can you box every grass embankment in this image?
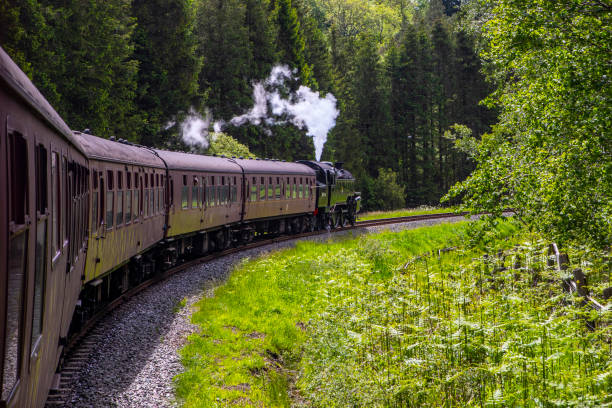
[175,221,611,407]
[357,206,457,221]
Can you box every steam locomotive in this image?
[0,46,359,407]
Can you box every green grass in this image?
[175,220,610,407]
[357,206,457,221]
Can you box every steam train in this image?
[0,46,359,407]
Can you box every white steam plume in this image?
[179,108,211,149]
[226,65,339,160]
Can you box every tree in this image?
[207,132,256,158]
[133,0,201,144]
[366,168,406,211]
[274,0,313,85]
[352,34,391,177]
[45,0,139,138]
[245,0,276,80]
[0,0,62,107]
[197,0,250,114]
[294,0,332,92]
[446,0,612,248]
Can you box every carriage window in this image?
[182,175,189,209]
[138,176,143,217]
[52,152,60,254]
[99,177,105,227]
[134,187,139,220]
[251,182,257,202]
[117,191,123,226]
[116,172,123,225]
[299,178,303,198]
[35,145,48,215]
[157,187,164,214]
[106,192,114,229]
[92,191,98,231]
[125,190,132,224]
[221,177,226,204]
[106,171,114,228]
[286,178,290,199]
[92,171,99,231]
[192,177,198,208]
[62,157,68,245]
[201,177,205,207]
[268,177,273,199]
[231,185,237,203]
[150,187,154,215]
[169,178,174,206]
[32,145,48,352]
[144,189,149,217]
[292,181,297,199]
[259,180,266,200]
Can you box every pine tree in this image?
[389,24,420,206]
[133,0,201,145]
[274,0,312,86]
[431,20,454,193]
[352,34,391,177]
[294,0,332,92]
[0,0,61,107]
[44,0,138,138]
[245,0,276,80]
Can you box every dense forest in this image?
[1,0,610,248]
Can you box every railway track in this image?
[45,211,467,407]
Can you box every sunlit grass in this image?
[357,206,457,221]
[174,219,610,407]
[175,222,477,407]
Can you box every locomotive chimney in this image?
[334,162,343,169]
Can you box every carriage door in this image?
[94,169,105,277]
[2,128,30,403]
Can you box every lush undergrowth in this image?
[357,206,457,221]
[175,220,611,407]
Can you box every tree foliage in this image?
[2,0,498,214]
[134,0,201,145]
[445,0,612,248]
[207,132,256,158]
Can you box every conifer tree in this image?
[196,0,250,120]
[133,0,201,145]
[43,0,139,138]
[245,0,276,80]
[352,34,391,177]
[274,0,313,86]
[294,0,332,92]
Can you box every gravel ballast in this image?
[64,215,473,407]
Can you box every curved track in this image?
[45,211,466,406]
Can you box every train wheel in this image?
[340,212,349,228]
[325,214,333,231]
[332,211,342,228]
[308,215,316,232]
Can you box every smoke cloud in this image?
[176,65,339,160]
[179,108,211,149]
[227,65,339,160]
